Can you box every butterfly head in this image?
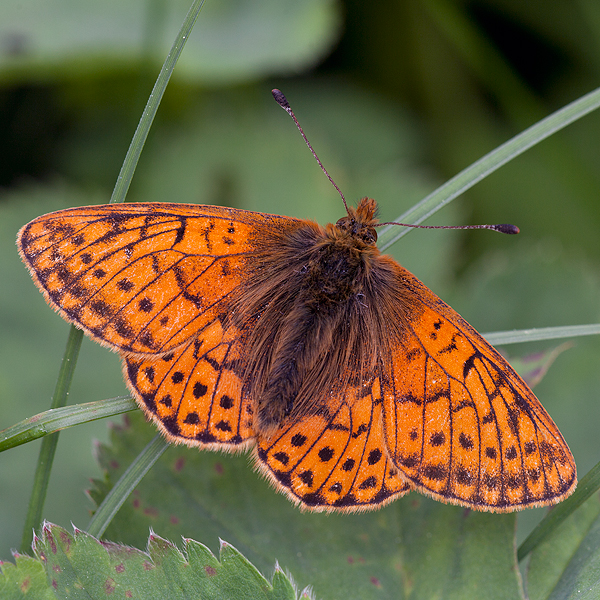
[335,197,379,245]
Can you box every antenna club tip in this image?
[495,224,520,235]
[271,89,290,109]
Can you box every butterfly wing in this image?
[18,203,298,356]
[381,264,576,511]
[256,378,412,511]
[124,316,255,449]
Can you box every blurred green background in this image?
[1,0,600,562]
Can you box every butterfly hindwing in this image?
[124,309,255,449]
[17,203,298,356]
[382,266,576,511]
[256,378,412,511]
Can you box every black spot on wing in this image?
[184,412,199,425]
[430,432,445,447]
[173,220,186,245]
[117,278,134,292]
[193,382,208,398]
[299,470,314,487]
[318,447,335,462]
[458,432,474,450]
[367,449,382,465]
[423,464,447,481]
[291,434,307,447]
[485,447,497,459]
[138,298,154,313]
[273,452,289,465]
[342,458,355,471]
[220,395,234,409]
[358,476,377,489]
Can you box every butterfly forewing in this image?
[382,267,576,511]
[17,203,294,356]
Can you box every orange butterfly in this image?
[18,196,576,512]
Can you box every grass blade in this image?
[110,0,206,205]
[19,0,206,550]
[87,434,168,539]
[378,86,600,250]
[20,326,83,552]
[518,461,600,561]
[86,0,206,537]
[484,324,600,346]
[0,397,136,452]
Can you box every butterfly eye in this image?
[361,228,377,243]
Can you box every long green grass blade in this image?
[378,86,600,251]
[0,397,136,453]
[19,0,206,550]
[86,0,206,537]
[20,326,83,552]
[87,434,168,538]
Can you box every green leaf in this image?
[1,0,341,84]
[89,412,524,599]
[29,523,299,599]
[87,434,167,538]
[399,502,523,600]
[0,554,54,600]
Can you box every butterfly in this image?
[18,196,576,512]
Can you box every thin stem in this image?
[20,326,83,552]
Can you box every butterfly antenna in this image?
[272,90,518,235]
[375,221,520,234]
[272,89,349,213]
